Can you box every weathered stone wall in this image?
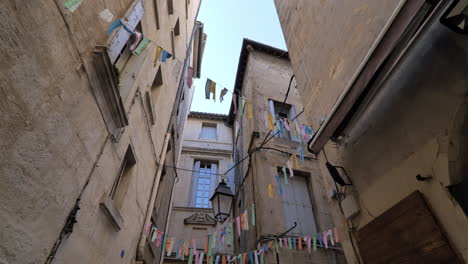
[275,0,468,262]
[0,0,200,263]
[233,48,345,263]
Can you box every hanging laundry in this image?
[238,96,244,118]
[268,184,274,198]
[236,216,241,236]
[251,203,256,226]
[220,88,228,102]
[283,118,290,131]
[333,227,339,243]
[129,31,142,51]
[246,102,253,119]
[298,145,305,161]
[167,237,175,256]
[244,210,249,230]
[187,67,194,88]
[232,94,238,114]
[240,213,246,231]
[282,167,289,184]
[132,37,150,55]
[205,79,212,99]
[160,50,172,62]
[154,46,163,65]
[107,18,123,35]
[226,222,233,246]
[210,81,216,102]
[322,231,328,248]
[267,114,275,130]
[287,160,294,178]
[275,174,283,195]
[327,229,335,246]
[199,252,205,264]
[188,249,194,264]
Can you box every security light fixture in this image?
[325,162,353,186]
[441,0,468,34]
[210,180,234,223]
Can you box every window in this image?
[110,145,137,209]
[174,18,180,36]
[269,99,301,142]
[200,123,217,140]
[279,171,317,236]
[189,161,218,208]
[114,22,143,72]
[154,0,160,29]
[167,0,173,14]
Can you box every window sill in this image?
[100,195,124,231]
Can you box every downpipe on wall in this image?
[136,132,171,261]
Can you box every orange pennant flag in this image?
[243,253,247,264]
[204,236,209,253]
[298,237,303,250]
[222,255,227,264]
[166,237,171,252]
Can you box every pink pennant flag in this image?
[283,118,290,131]
[195,251,200,264]
[283,238,288,248]
[145,223,152,236]
[287,160,294,177]
[192,239,197,254]
[322,231,328,248]
[156,231,163,247]
[306,235,312,253]
[333,227,339,243]
[236,216,241,236]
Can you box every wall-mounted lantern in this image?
[210,180,234,223]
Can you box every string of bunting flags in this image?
[144,204,339,264]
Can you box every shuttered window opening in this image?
[280,175,317,236]
[200,123,217,140]
[189,161,218,208]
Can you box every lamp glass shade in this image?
[210,181,234,223]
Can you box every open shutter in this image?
[289,106,301,142]
[268,100,278,136]
[188,161,201,207]
[209,163,218,207]
[107,0,144,64]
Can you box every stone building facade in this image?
[226,39,346,263]
[0,0,204,263]
[274,0,468,263]
[165,112,234,263]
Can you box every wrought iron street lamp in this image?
[210,180,234,223]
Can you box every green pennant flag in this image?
[288,238,292,249]
[282,167,289,185]
[252,203,256,226]
[208,234,213,256]
[132,37,150,55]
[275,239,279,253]
[313,235,317,251]
[260,252,264,264]
[226,222,233,246]
[188,249,193,264]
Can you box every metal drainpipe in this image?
[136,132,171,260]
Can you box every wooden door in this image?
[356,191,462,264]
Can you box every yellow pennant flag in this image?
[290,120,297,137]
[154,46,163,65]
[246,102,253,119]
[291,154,299,169]
[268,184,274,198]
[268,114,275,130]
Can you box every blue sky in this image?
[189,0,287,115]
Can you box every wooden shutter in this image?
[268,100,278,136]
[188,161,201,207]
[281,176,317,236]
[356,191,462,264]
[289,106,301,142]
[107,0,144,63]
[209,163,218,207]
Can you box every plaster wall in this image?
[0,0,200,263]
